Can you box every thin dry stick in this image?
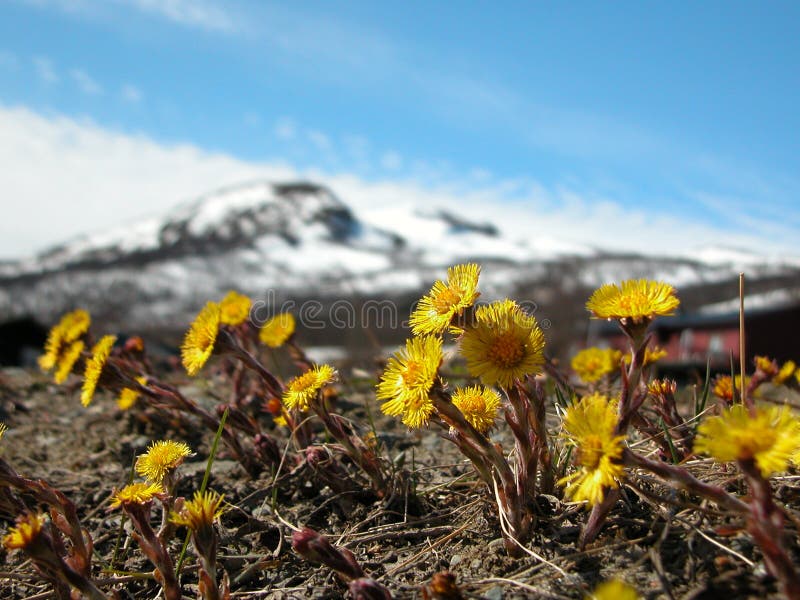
[380,521,471,578]
[491,478,568,577]
[739,273,749,408]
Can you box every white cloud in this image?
[306,130,331,152]
[0,104,792,262]
[33,56,59,84]
[116,0,242,33]
[380,151,402,171]
[274,117,296,141]
[69,68,103,95]
[120,83,143,103]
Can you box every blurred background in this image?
[0,1,798,370]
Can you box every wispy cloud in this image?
[120,83,143,103]
[380,151,402,171]
[115,0,243,33]
[274,117,296,141]
[13,0,752,178]
[69,68,103,95]
[0,103,791,261]
[33,56,59,84]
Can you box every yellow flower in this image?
[460,299,545,388]
[624,346,668,367]
[711,375,749,402]
[694,404,800,478]
[754,355,778,377]
[219,290,252,326]
[60,309,91,342]
[38,309,91,372]
[588,579,640,600]
[38,327,63,372]
[647,378,676,397]
[81,335,117,407]
[283,364,337,412]
[586,279,679,323]
[409,263,481,335]
[451,385,502,433]
[110,482,163,508]
[3,512,46,550]
[259,312,296,347]
[378,336,443,429]
[181,302,221,376]
[54,340,84,384]
[117,376,148,410]
[571,347,622,383]
[774,360,796,385]
[136,440,193,485]
[558,394,625,507]
[170,489,226,531]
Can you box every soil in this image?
[0,366,794,599]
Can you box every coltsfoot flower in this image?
[259,312,296,348]
[409,263,480,335]
[647,378,677,397]
[711,374,748,402]
[774,360,796,385]
[81,335,117,407]
[38,309,91,372]
[571,347,622,383]
[181,302,221,376]
[136,440,193,485]
[3,512,46,550]
[586,279,679,323]
[378,336,443,429]
[559,393,626,507]
[110,482,163,508]
[624,346,667,367]
[588,579,639,600]
[451,385,501,433]
[54,340,84,384]
[694,404,800,478]
[219,290,252,326]
[170,489,226,532]
[460,299,545,388]
[283,364,337,412]
[117,375,148,410]
[754,355,778,377]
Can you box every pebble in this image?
[484,585,504,600]
[449,554,462,568]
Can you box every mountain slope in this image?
[1,180,798,334]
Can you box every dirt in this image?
[0,366,793,599]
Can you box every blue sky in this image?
[1,0,799,257]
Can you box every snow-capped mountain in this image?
[1,180,798,333]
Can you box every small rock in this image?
[488,537,506,550]
[449,554,462,568]
[485,585,504,600]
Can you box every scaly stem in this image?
[739,459,800,599]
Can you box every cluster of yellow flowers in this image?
[20,267,800,599]
[377,263,547,430]
[559,393,625,506]
[180,290,297,376]
[38,309,90,384]
[110,439,192,508]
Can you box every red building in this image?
[589,301,800,373]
